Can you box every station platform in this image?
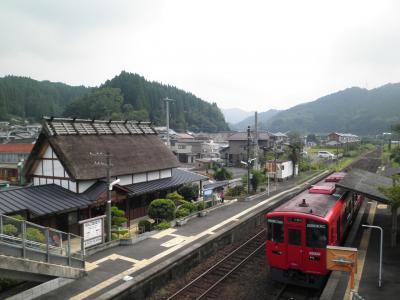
[321,200,400,300]
[16,171,326,300]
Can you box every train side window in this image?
[288,229,301,245]
[306,220,327,248]
[267,217,284,243]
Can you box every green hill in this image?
[262,84,400,135]
[101,71,228,132]
[0,73,229,132]
[0,76,89,121]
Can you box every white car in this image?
[317,151,335,159]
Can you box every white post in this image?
[362,224,383,287]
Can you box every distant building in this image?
[221,131,274,167]
[0,143,34,183]
[327,132,360,145]
[265,160,298,180]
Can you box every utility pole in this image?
[254,112,259,170]
[163,97,174,147]
[247,126,251,194]
[90,152,113,243]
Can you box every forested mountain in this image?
[100,71,229,132]
[0,76,89,120]
[262,84,400,135]
[231,109,280,130]
[0,73,229,132]
[221,108,254,124]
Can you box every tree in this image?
[378,176,400,247]
[148,199,176,223]
[250,170,266,192]
[178,184,199,201]
[213,167,233,181]
[64,88,123,119]
[287,142,301,177]
[390,148,400,164]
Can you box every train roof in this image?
[270,179,345,219]
[325,172,347,182]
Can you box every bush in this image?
[26,228,45,243]
[166,191,184,202]
[176,208,190,219]
[148,199,176,222]
[3,224,18,236]
[111,206,127,227]
[195,201,205,211]
[10,214,25,221]
[138,220,152,233]
[213,167,233,181]
[155,221,171,230]
[226,185,245,197]
[178,184,199,200]
[179,200,196,214]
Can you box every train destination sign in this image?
[79,215,105,248]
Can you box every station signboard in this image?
[79,215,105,248]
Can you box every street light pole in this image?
[247,126,251,194]
[362,224,383,287]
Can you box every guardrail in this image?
[0,214,85,269]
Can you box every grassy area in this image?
[308,147,343,155]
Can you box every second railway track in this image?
[166,229,266,300]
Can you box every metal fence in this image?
[0,214,85,267]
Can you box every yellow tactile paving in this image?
[69,172,327,300]
[344,201,377,299]
[86,254,140,272]
[161,236,187,247]
[150,228,177,239]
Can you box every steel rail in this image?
[167,229,266,300]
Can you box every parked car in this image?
[317,151,335,159]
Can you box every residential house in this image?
[0,143,34,183]
[221,131,274,167]
[327,132,360,145]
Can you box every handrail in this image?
[0,213,85,267]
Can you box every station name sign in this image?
[79,215,105,248]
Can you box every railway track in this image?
[166,229,266,300]
[274,284,320,300]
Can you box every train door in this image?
[287,226,303,269]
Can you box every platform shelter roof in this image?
[335,168,391,203]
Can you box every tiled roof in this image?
[123,169,207,196]
[228,131,272,141]
[0,144,34,153]
[0,184,92,216]
[336,168,391,203]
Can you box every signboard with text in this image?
[79,215,105,248]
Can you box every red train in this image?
[265,172,363,288]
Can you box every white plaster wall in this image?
[133,173,146,183]
[147,171,160,181]
[42,160,53,176]
[43,146,53,159]
[160,169,172,178]
[78,180,96,193]
[118,175,133,186]
[53,160,67,178]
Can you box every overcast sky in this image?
[1,0,399,111]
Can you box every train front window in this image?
[267,217,284,243]
[306,220,327,248]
